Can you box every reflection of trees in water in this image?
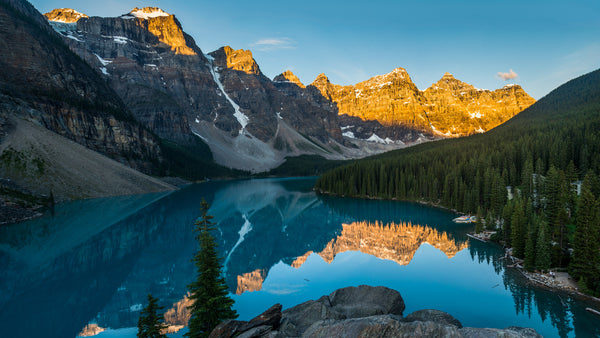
[467,239,504,275]
[467,241,576,338]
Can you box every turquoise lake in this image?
[1,177,599,337]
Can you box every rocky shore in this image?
[210,285,542,338]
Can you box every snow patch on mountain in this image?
[205,54,249,134]
[129,8,170,19]
[469,111,483,119]
[342,131,356,138]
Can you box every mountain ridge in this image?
[6,3,539,179]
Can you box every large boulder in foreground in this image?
[279,285,405,336]
[210,285,542,338]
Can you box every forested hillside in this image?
[315,69,600,294]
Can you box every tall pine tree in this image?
[137,294,167,338]
[186,199,237,338]
[569,174,600,294]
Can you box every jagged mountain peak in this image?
[362,67,413,86]
[312,73,331,85]
[428,72,475,92]
[273,70,305,88]
[126,7,170,20]
[209,46,261,75]
[44,8,88,23]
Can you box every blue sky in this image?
[30,0,600,99]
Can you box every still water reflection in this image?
[0,177,598,338]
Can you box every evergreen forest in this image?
[315,69,600,295]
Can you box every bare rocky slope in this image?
[0,116,174,201]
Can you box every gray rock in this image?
[459,326,542,338]
[328,285,406,318]
[237,325,272,338]
[404,309,463,328]
[300,315,463,338]
[278,296,346,336]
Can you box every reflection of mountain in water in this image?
[316,221,468,265]
[236,269,267,295]
[235,221,467,294]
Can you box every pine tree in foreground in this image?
[185,199,237,338]
[137,294,167,338]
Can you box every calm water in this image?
[0,177,599,338]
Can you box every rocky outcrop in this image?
[210,286,542,338]
[310,70,535,137]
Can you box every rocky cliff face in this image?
[311,69,535,137]
[48,7,231,145]
[308,72,429,144]
[423,73,536,136]
[0,0,162,174]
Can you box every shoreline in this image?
[503,250,600,306]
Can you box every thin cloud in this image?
[251,38,296,51]
[497,69,518,81]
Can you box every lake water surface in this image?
[1,177,598,337]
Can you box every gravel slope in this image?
[0,117,175,202]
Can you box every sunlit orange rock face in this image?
[43,8,88,23]
[211,46,261,75]
[129,7,196,56]
[236,269,267,295]
[311,71,535,136]
[274,70,306,88]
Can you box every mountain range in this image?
[43,6,535,171]
[0,1,536,214]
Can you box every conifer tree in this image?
[475,206,484,234]
[536,219,551,272]
[186,199,237,338]
[511,199,527,258]
[137,294,167,338]
[569,174,600,293]
[524,217,538,272]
